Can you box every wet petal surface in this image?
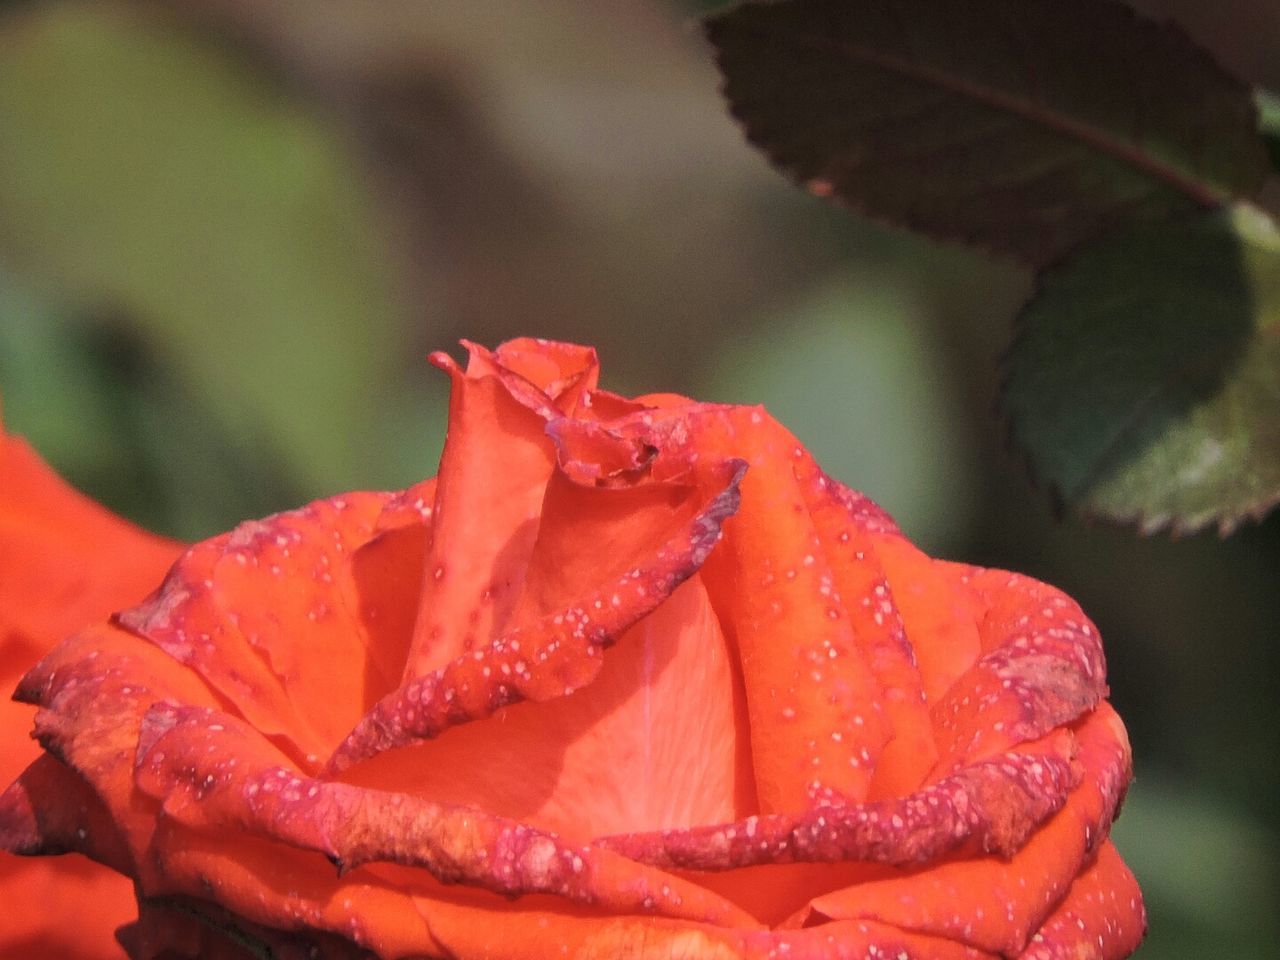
[0,340,1144,960]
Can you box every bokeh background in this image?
[1,2,1277,957]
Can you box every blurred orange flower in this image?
[1,423,181,959]
[1,340,1145,959]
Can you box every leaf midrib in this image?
[731,25,1228,209]
[1043,297,1251,509]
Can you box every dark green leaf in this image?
[706,0,1270,265]
[1002,204,1280,535]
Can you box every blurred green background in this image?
[0,2,1276,957]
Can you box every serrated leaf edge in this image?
[705,0,1268,267]
[996,216,1280,539]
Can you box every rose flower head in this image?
[2,338,1145,959]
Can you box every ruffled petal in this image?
[2,341,1144,960]
[15,624,222,862]
[0,755,139,960]
[928,568,1108,773]
[404,344,592,679]
[127,840,1000,960]
[1018,840,1146,960]
[335,577,756,840]
[117,491,401,762]
[672,406,910,811]
[794,705,1132,955]
[132,701,757,930]
[119,898,369,960]
[0,753,132,870]
[597,729,1078,871]
[326,418,745,771]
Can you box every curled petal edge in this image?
[133,702,760,931]
[325,456,746,772]
[596,730,1081,871]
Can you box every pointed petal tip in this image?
[428,349,461,373]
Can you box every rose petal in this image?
[139,824,438,957]
[132,831,998,960]
[325,436,744,771]
[117,491,398,763]
[1,429,181,789]
[131,702,760,931]
[0,854,137,960]
[402,340,599,680]
[678,406,904,810]
[866,542,984,713]
[597,729,1078,870]
[16,624,222,861]
[120,898,369,960]
[0,431,181,655]
[795,705,1132,955]
[0,753,131,868]
[928,568,1108,774]
[148,826,750,960]
[660,405,974,810]
[0,754,141,958]
[425,910,997,960]
[404,346,578,679]
[482,337,600,406]
[796,467,941,801]
[335,577,755,841]
[1018,840,1146,960]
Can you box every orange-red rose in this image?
[1,339,1145,959]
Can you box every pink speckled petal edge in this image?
[792,705,1133,956]
[132,702,759,931]
[927,567,1110,774]
[595,729,1079,870]
[117,491,398,763]
[325,450,745,772]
